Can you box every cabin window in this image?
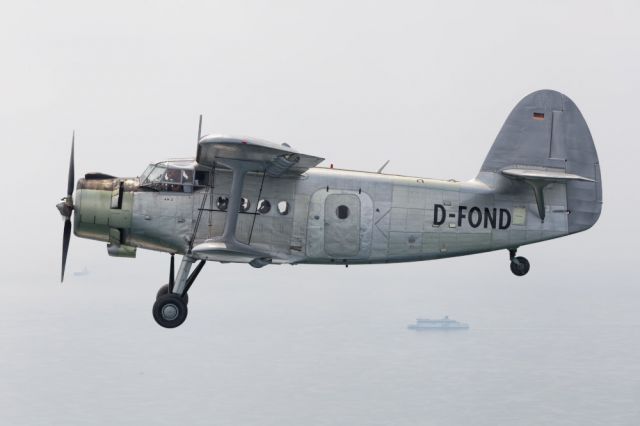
[217,196,229,211]
[240,197,251,212]
[336,205,349,219]
[257,199,271,214]
[194,171,209,187]
[277,200,290,215]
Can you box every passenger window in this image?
[257,199,271,214]
[240,197,251,212]
[277,201,289,215]
[217,196,229,211]
[336,205,349,219]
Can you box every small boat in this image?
[408,316,469,330]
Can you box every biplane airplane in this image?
[57,90,602,328]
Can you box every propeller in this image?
[56,132,75,282]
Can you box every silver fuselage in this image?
[74,165,573,265]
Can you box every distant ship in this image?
[408,316,469,330]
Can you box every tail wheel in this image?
[510,256,530,276]
[153,294,188,328]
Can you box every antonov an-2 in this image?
[57,90,602,328]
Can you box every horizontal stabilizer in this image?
[501,167,595,222]
[501,168,595,182]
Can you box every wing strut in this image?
[191,159,271,260]
[248,171,267,244]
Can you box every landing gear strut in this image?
[152,254,206,328]
[509,248,530,277]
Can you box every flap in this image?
[196,135,324,176]
[501,168,595,182]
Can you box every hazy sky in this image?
[2,0,636,283]
[1,2,639,424]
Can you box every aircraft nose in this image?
[72,177,117,241]
[73,179,82,210]
[73,176,134,242]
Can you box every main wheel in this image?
[156,284,188,305]
[510,256,530,276]
[153,294,188,328]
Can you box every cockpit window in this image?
[144,165,166,185]
[140,165,155,183]
[140,163,197,193]
[181,169,194,185]
[194,171,209,186]
[164,168,180,183]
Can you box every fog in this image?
[1,1,639,425]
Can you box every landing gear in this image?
[153,294,188,328]
[509,248,530,277]
[152,254,206,328]
[156,284,188,305]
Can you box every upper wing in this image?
[196,135,324,176]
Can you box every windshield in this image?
[144,165,166,185]
[139,165,155,183]
[140,163,195,192]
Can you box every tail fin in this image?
[480,90,602,233]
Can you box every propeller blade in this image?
[67,132,75,197]
[61,136,75,283]
[61,219,71,283]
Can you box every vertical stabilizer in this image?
[479,90,602,233]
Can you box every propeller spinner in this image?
[56,133,75,282]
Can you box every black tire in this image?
[510,256,530,276]
[153,294,188,328]
[156,284,188,305]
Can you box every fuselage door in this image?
[324,194,361,257]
